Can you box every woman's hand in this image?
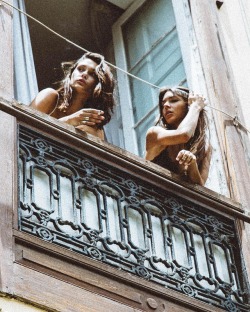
[59,108,105,127]
[176,148,210,186]
[188,92,207,111]
[176,149,197,172]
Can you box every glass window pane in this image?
[122,0,186,156]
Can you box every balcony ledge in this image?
[0,97,248,222]
[1,97,250,312]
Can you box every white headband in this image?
[172,88,189,99]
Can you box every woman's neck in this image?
[67,92,89,114]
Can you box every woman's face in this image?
[161,90,188,128]
[70,58,98,97]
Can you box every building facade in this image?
[1,0,250,311]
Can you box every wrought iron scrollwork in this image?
[18,125,249,311]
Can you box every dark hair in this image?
[156,86,209,168]
[56,52,115,129]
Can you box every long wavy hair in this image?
[156,86,209,168]
[56,52,115,129]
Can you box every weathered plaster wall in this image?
[216,0,250,132]
[0,0,13,99]
[0,296,47,312]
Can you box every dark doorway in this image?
[25,0,123,90]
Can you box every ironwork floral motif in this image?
[18,126,249,312]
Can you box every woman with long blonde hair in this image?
[30,52,115,139]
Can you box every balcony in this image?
[1,98,250,312]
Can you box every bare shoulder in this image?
[30,88,59,114]
[146,126,159,148]
[146,126,164,137]
[40,87,58,95]
[32,88,58,102]
[146,126,156,136]
[146,125,169,145]
[145,126,166,160]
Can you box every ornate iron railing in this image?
[18,125,249,312]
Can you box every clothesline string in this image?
[1,0,250,134]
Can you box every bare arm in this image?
[30,88,105,139]
[30,88,105,125]
[146,96,205,160]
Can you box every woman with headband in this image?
[30,52,115,139]
[145,86,211,185]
